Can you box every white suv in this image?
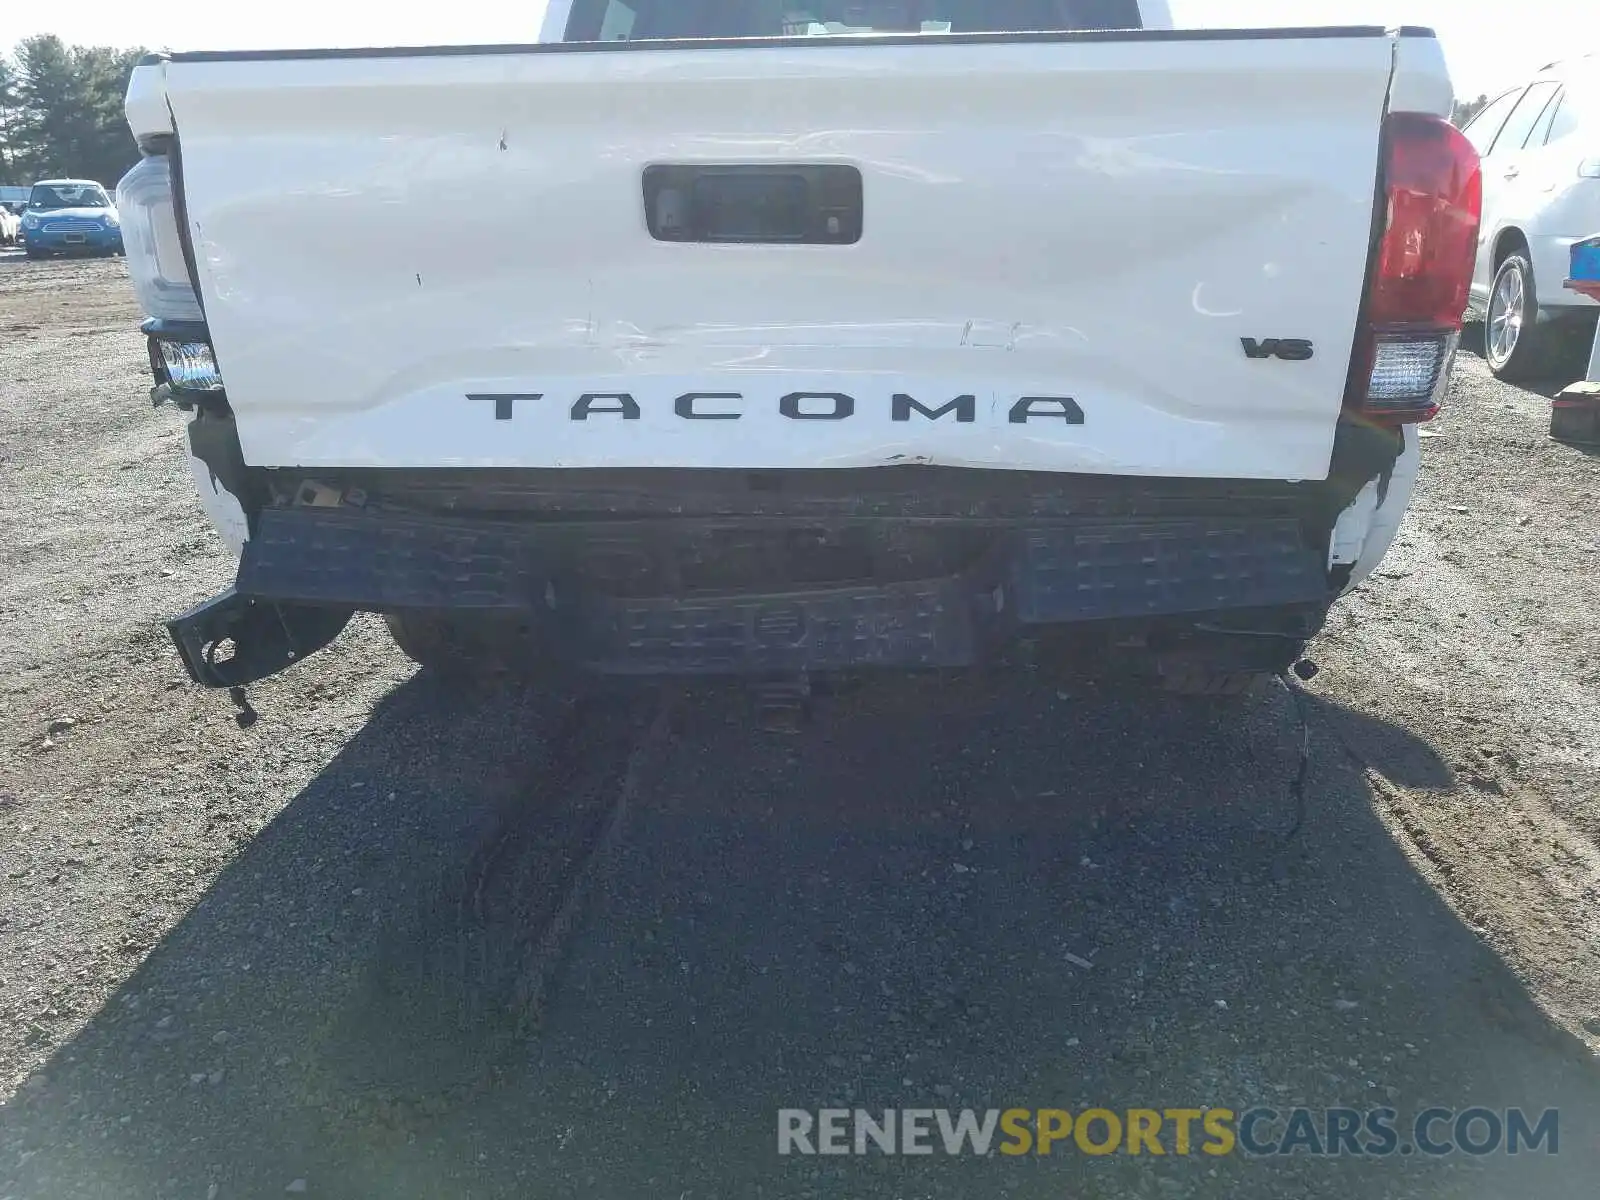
[1462,56,1600,380]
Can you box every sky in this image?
[4,2,1596,98]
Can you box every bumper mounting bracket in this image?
[166,587,352,688]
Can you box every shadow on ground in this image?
[1460,317,1594,400]
[1,670,1594,1200]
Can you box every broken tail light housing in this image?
[121,151,226,400]
[1347,112,1483,423]
[116,153,204,323]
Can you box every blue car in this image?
[18,179,124,258]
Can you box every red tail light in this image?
[1348,112,1483,423]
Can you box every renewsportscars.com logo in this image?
[777,1107,1560,1158]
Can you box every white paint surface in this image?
[130,30,1446,479]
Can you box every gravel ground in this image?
[0,253,1597,1199]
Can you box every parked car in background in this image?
[17,179,124,258]
[1461,54,1600,380]
[0,204,20,248]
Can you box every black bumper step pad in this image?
[237,508,1328,674]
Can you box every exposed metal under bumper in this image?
[166,587,352,687]
[220,508,1330,677]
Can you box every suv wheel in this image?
[1485,253,1550,381]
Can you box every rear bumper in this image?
[198,506,1331,679]
[165,414,1413,686]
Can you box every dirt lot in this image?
[1,253,1598,1199]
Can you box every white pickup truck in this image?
[120,2,1481,697]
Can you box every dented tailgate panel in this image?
[159,32,1398,480]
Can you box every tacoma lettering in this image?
[780,392,855,421]
[467,393,541,421]
[892,393,976,423]
[572,393,642,420]
[1008,396,1085,424]
[466,393,1085,424]
[675,392,743,420]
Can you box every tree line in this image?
[1452,93,1491,128]
[0,36,146,189]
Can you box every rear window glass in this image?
[1546,83,1596,144]
[568,0,1144,40]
